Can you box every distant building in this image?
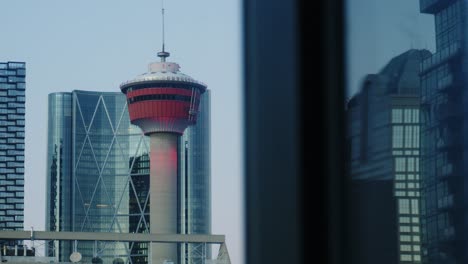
[346,49,430,264]
[46,90,211,263]
[0,62,25,236]
[1,244,35,256]
[45,92,72,260]
[46,90,151,263]
[0,244,54,263]
[180,90,211,264]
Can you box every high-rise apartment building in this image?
[347,50,429,264]
[419,1,468,263]
[46,90,210,263]
[0,61,25,234]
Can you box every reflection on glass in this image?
[347,0,467,263]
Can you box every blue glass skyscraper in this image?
[47,90,138,262]
[46,90,211,263]
[180,90,211,264]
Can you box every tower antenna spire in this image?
[157,0,170,61]
[162,0,165,52]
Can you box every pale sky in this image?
[346,0,435,97]
[0,1,243,263]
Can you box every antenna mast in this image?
[162,0,165,52]
[157,0,170,61]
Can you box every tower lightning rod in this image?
[158,0,170,61]
[162,0,165,52]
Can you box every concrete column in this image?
[150,133,179,264]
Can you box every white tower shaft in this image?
[150,133,179,263]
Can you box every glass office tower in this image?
[419,1,468,263]
[180,91,211,264]
[0,62,25,234]
[47,90,143,263]
[47,90,211,263]
[347,50,429,264]
[46,92,72,259]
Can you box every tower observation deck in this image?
[120,54,207,135]
[120,51,207,264]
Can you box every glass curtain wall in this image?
[47,90,211,263]
[180,91,211,264]
[346,0,468,263]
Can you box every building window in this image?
[400,235,411,242]
[400,226,411,232]
[404,109,412,123]
[396,158,406,172]
[401,254,412,261]
[393,126,404,148]
[405,126,413,148]
[400,245,412,251]
[399,199,410,214]
[411,199,419,214]
[392,109,403,123]
[396,183,406,189]
[396,174,406,180]
[400,217,410,223]
[396,191,406,197]
[408,158,415,172]
[413,126,420,148]
[413,109,419,123]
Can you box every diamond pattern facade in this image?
[47,90,150,263]
[73,91,151,263]
[47,90,211,263]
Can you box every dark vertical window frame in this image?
[243,0,301,263]
[319,0,346,264]
[244,0,344,264]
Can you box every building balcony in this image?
[436,75,456,94]
[420,0,456,14]
[437,164,454,178]
[437,195,454,210]
[438,226,456,243]
[435,103,461,122]
[436,137,462,151]
[420,41,460,73]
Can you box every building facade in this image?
[419,0,468,263]
[180,90,211,264]
[0,62,25,234]
[47,90,139,262]
[347,50,429,264]
[46,90,211,263]
[46,92,72,259]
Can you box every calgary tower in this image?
[119,7,207,263]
